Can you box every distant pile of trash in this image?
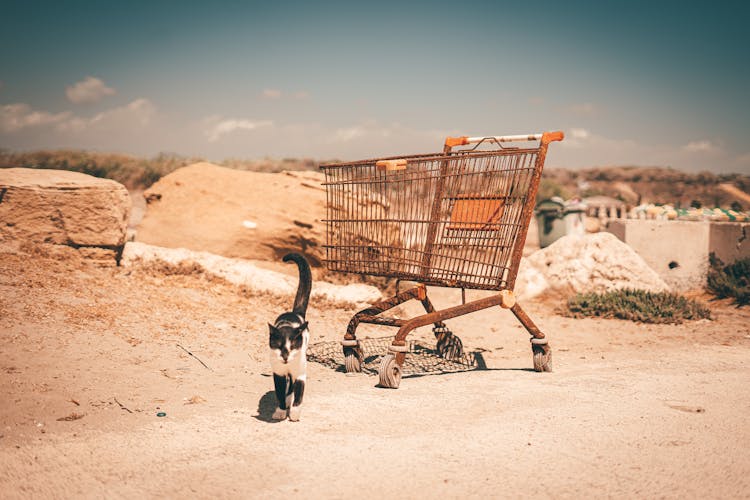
[631,204,750,222]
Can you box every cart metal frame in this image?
[320,131,564,388]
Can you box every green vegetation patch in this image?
[707,253,750,306]
[566,289,711,324]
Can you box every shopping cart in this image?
[320,131,564,388]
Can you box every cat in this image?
[268,252,312,422]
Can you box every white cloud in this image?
[65,76,116,104]
[683,140,720,153]
[93,98,154,126]
[261,89,282,99]
[204,117,273,142]
[332,125,367,142]
[57,98,156,133]
[561,128,593,149]
[328,121,443,146]
[558,127,639,162]
[1,103,72,132]
[570,128,590,140]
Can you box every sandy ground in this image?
[1,241,750,499]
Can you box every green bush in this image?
[566,289,711,324]
[707,253,750,306]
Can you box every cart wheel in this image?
[437,332,464,360]
[532,345,552,372]
[343,346,363,373]
[378,354,402,389]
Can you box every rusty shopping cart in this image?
[320,131,564,388]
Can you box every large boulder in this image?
[0,168,131,260]
[515,232,669,299]
[136,163,327,265]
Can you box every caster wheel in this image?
[343,346,363,373]
[437,332,464,359]
[378,354,402,389]
[532,346,552,372]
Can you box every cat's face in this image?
[269,322,308,363]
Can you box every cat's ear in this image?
[299,321,309,333]
[268,323,278,335]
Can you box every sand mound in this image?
[122,242,381,306]
[136,163,326,265]
[515,232,669,299]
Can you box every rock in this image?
[0,169,131,259]
[121,242,381,307]
[136,163,327,265]
[515,232,669,299]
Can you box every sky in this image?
[1,0,748,173]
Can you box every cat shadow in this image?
[253,391,282,423]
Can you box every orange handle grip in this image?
[444,136,469,148]
[375,159,407,171]
[541,131,564,144]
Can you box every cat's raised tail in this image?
[283,253,312,318]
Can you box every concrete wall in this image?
[606,220,750,291]
[710,223,750,265]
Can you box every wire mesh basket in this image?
[308,337,485,377]
[320,132,564,388]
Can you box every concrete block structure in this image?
[607,220,750,291]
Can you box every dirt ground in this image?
[1,240,749,499]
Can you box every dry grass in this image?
[0,149,321,190]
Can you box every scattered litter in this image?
[156,412,167,417]
[57,413,85,421]
[666,403,706,413]
[184,395,206,405]
[68,398,80,406]
[177,343,213,371]
[242,220,257,229]
[160,368,179,379]
[114,397,133,414]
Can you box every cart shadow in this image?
[401,366,535,379]
[351,352,538,382]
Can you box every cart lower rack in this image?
[320,131,564,388]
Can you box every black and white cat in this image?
[268,252,312,422]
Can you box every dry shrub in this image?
[707,253,750,306]
[566,289,711,324]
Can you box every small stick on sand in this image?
[114,397,133,414]
[176,343,213,371]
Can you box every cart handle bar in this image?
[444,131,564,149]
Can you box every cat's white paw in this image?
[271,407,288,421]
[288,406,301,422]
